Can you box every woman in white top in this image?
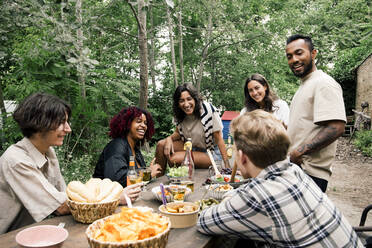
[241,73,289,127]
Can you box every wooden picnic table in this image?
[0,169,217,248]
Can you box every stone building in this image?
[355,53,372,117]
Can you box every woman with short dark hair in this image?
[155,83,230,172]
[0,92,72,234]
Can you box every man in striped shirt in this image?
[197,110,363,247]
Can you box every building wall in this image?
[356,54,372,117]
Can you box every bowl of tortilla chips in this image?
[86,206,170,248]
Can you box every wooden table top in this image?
[0,169,217,248]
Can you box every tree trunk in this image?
[196,11,213,93]
[166,4,178,87]
[149,3,156,93]
[178,0,184,85]
[0,82,6,122]
[76,0,86,99]
[0,82,6,149]
[138,0,149,109]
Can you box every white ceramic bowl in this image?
[151,185,191,202]
[158,202,200,228]
[206,184,234,200]
[15,225,68,248]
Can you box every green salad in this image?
[167,166,189,177]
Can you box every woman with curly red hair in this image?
[93,106,162,192]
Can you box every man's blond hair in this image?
[230,110,290,168]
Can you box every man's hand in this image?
[290,120,345,166]
[289,147,304,166]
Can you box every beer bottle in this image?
[127,156,137,185]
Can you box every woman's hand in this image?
[119,183,143,205]
[164,137,174,160]
[150,158,163,177]
[54,201,70,215]
[223,159,231,169]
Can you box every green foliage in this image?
[56,145,95,184]
[0,113,23,154]
[141,145,156,166]
[1,0,371,183]
[353,130,372,157]
[148,83,175,142]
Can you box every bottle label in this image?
[184,141,192,151]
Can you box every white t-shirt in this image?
[240,99,290,126]
[287,70,346,181]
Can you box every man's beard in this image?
[292,58,314,78]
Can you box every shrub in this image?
[141,144,156,165]
[353,130,372,157]
[56,146,95,184]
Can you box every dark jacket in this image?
[93,137,146,187]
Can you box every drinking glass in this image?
[169,185,187,202]
[127,171,142,186]
[142,168,151,183]
[181,180,195,192]
[140,168,151,191]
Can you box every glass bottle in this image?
[182,138,194,181]
[127,156,138,185]
[226,134,233,160]
[184,138,192,151]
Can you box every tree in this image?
[165,0,178,87]
[129,0,149,109]
[148,3,157,93]
[177,0,184,85]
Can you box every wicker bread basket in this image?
[67,199,119,224]
[85,211,171,248]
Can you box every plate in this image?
[142,177,155,185]
[209,174,248,188]
[166,175,184,182]
[195,198,220,210]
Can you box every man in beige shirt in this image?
[286,34,346,192]
[0,93,72,234]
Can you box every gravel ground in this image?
[327,137,372,229]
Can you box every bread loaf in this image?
[66,187,86,202]
[96,178,115,202]
[100,182,123,203]
[67,181,96,202]
[66,178,123,203]
[85,178,102,198]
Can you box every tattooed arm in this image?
[290,120,345,165]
